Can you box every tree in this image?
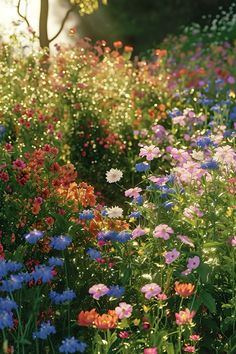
[16,0,107,51]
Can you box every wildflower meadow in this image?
[0,4,236,354]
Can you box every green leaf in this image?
[166,343,175,354]
[197,263,211,282]
[201,291,216,314]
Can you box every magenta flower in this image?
[141,283,161,299]
[125,187,142,198]
[187,256,200,270]
[153,224,174,240]
[177,235,194,248]
[119,331,129,339]
[164,248,180,264]
[88,284,109,300]
[139,145,160,161]
[12,159,26,170]
[132,225,146,239]
[115,302,133,319]
[144,348,158,354]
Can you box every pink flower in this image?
[189,334,200,341]
[187,256,200,270]
[88,284,109,300]
[115,302,133,319]
[139,145,160,161]
[132,225,146,239]
[12,159,26,170]
[214,145,236,166]
[144,348,158,354]
[153,224,174,240]
[175,308,195,325]
[230,236,236,247]
[158,293,167,300]
[183,205,203,219]
[164,248,180,264]
[125,187,142,199]
[119,331,129,339]
[177,235,194,248]
[141,283,161,299]
[183,345,196,352]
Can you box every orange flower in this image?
[32,203,41,215]
[175,282,195,297]
[113,41,123,49]
[77,309,98,327]
[94,311,118,330]
[124,46,133,53]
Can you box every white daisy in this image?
[106,168,123,183]
[107,206,123,218]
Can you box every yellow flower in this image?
[133,318,140,326]
[143,305,150,313]
[226,208,233,217]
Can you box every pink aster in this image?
[132,225,146,239]
[12,159,26,170]
[125,187,142,198]
[141,283,161,299]
[164,248,180,264]
[88,284,109,300]
[153,224,174,240]
[183,345,196,352]
[115,302,133,319]
[189,334,200,341]
[139,145,160,161]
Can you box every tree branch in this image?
[49,6,76,43]
[16,0,31,29]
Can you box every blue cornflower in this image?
[32,265,54,283]
[132,195,143,205]
[129,211,142,218]
[223,130,233,138]
[107,285,125,298]
[135,162,150,172]
[33,321,56,340]
[0,125,6,140]
[24,230,44,244]
[0,310,13,330]
[59,337,87,353]
[86,248,101,260]
[101,209,108,217]
[49,290,76,304]
[230,106,236,121]
[5,261,23,273]
[79,210,95,220]
[196,137,213,148]
[163,201,174,209]
[201,160,219,170]
[0,274,24,292]
[98,231,118,241]
[211,104,221,112]
[0,297,17,312]
[50,235,72,251]
[116,231,132,243]
[48,257,64,267]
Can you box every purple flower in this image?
[48,257,64,267]
[89,284,109,300]
[164,248,180,264]
[0,310,13,329]
[32,265,54,283]
[187,256,200,270]
[141,283,161,299]
[49,290,76,304]
[33,321,56,340]
[86,248,102,260]
[59,337,87,353]
[24,230,44,244]
[107,286,125,298]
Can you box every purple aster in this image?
[24,230,44,244]
[164,248,180,264]
[187,256,200,270]
[59,337,87,353]
[50,235,72,251]
[33,321,56,340]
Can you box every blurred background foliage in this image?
[77,0,235,54]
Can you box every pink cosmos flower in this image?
[12,159,26,170]
[187,256,200,270]
[144,348,158,354]
[139,145,160,161]
[153,224,174,240]
[183,345,196,352]
[177,235,194,247]
[175,308,195,325]
[125,187,142,199]
[164,248,180,264]
[132,225,146,239]
[115,302,133,319]
[88,284,109,300]
[141,283,161,299]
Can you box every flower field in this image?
[0,14,236,354]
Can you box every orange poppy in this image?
[175,282,195,297]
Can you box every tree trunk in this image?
[39,0,49,50]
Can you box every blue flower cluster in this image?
[0,297,17,330]
[50,290,76,304]
[32,265,54,283]
[50,235,72,251]
[48,257,64,267]
[107,285,125,298]
[97,231,132,243]
[24,230,44,244]
[59,337,87,353]
[79,210,95,220]
[0,125,6,141]
[33,321,56,340]
[86,248,101,260]
[230,106,236,121]
[196,136,213,148]
[0,260,23,279]
[201,160,219,170]
[135,162,150,172]
[129,211,142,218]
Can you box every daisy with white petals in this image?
[106,168,123,183]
